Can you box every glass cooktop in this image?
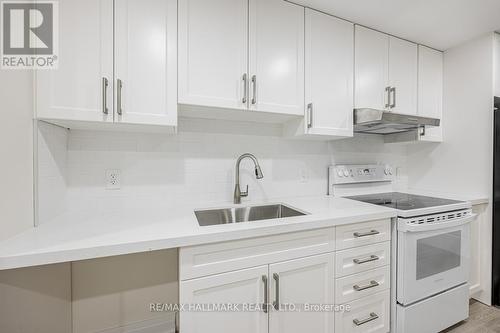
[346,192,464,211]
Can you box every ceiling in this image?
[293,0,500,50]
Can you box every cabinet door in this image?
[36,0,113,123]
[305,9,353,137]
[180,266,268,333]
[249,0,304,115]
[388,37,417,115]
[178,0,248,110]
[418,46,443,142]
[115,0,177,126]
[269,254,334,333]
[354,26,389,110]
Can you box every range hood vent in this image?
[354,108,440,135]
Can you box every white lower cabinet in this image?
[269,254,334,333]
[335,266,390,304]
[180,253,334,333]
[179,222,391,333]
[335,290,391,333]
[335,242,390,278]
[180,266,269,333]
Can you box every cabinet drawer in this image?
[335,242,390,278]
[335,266,390,304]
[335,290,390,333]
[179,228,335,280]
[335,219,391,250]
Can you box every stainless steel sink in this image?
[195,204,307,226]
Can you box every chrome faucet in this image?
[234,153,264,204]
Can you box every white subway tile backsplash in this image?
[37,119,408,224]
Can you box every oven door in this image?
[397,214,474,305]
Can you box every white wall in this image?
[0,70,34,240]
[407,32,496,304]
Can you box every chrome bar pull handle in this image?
[307,103,313,129]
[353,230,380,238]
[353,255,380,265]
[262,275,268,313]
[385,86,391,109]
[117,79,123,116]
[251,75,257,105]
[390,87,396,108]
[102,77,109,114]
[353,280,380,291]
[272,273,280,311]
[242,74,248,104]
[353,312,379,326]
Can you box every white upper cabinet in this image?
[303,9,353,138]
[418,45,443,142]
[354,26,389,111]
[36,0,177,130]
[269,254,334,333]
[248,0,305,115]
[388,37,417,115]
[418,46,443,119]
[115,0,177,127]
[355,26,418,115]
[36,0,113,123]
[178,0,248,110]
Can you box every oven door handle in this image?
[399,214,476,233]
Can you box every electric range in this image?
[329,164,476,333]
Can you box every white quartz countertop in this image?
[0,196,398,270]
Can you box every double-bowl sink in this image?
[195,204,307,227]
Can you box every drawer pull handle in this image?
[353,230,380,238]
[262,275,268,313]
[353,280,379,291]
[272,273,280,311]
[242,73,248,104]
[353,312,379,326]
[117,78,123,116]
[251,75,257,105]
[353,255,380,265]
[102,77,109,114]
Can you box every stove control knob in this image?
[337,170,344,177]
[388,168,393,175]
[384,169,389,175]
[343,170,349,177]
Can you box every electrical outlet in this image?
[105,169,121,190]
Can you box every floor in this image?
[442,300,500,332]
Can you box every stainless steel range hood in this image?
[354,108,440,135]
